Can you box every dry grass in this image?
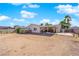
[0,33,79,56]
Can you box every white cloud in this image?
[55,4,79,26]
[23,5,27,8]
[55,4,79,16]
[10,23,15,27]
[40,19,50,23]
[28,4,40,8]
[20,10,37,18]
[10,3,23,6]
[23,3,40,8]
[40,19,61,25]
[13,18,25,22]
[52,19,60,25]
[0,15,10,21]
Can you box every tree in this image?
[45,23,49,26]
[60,15,71,32]
[40,22,52,27]
[15,28,21,33]
[40,23,43,26]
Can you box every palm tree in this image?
[45,23,49,26]
[40,23,43,26]
[60,15,71,32]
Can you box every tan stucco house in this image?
[27,24,41,33]
[27,24,61,33]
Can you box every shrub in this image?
[15,28,21,33]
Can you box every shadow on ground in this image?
[18,33,55,37]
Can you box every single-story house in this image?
[27,24,61,33]
[27,24,41,33]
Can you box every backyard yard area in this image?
[0,33,79,56]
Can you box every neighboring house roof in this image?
[27,24,40,27]
[71,26,79,30]
[20,26,27,29]
[27,24,59,28]
[0,26,14,29]
[30,24,40,26]
[70,26,79,33]
[14,25,27,29]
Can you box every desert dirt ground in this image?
[0,33,79,56]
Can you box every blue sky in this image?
[0,3,79,27]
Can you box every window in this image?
[34,28,37,31]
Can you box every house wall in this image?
[27,25,41,33]
[55,24,61,33]
[27,24,62,33]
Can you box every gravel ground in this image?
[0,33,79,56]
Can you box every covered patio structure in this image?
[40,26,56,33]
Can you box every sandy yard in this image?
[0,33,79,56]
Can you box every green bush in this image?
[19,29,26,34]
[16,28,21,33]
